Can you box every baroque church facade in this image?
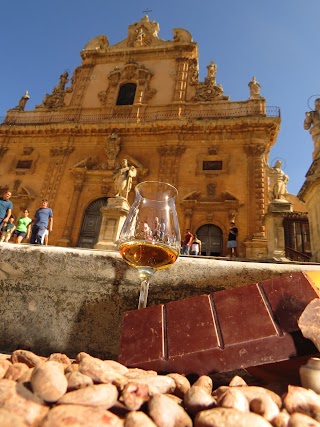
[0,16,307,258]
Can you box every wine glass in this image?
[118,181,181,309]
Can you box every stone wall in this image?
[1,243,319,360]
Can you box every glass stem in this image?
[138,274,150,309]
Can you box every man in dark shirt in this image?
[181,229,193,255]
[227,221,238,258]
[0,190,13,233]
[30,199,53,245]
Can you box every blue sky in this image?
[1,1,319,195]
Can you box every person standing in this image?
[30,199,53,245]
[191,234,202,255]
[13,209,32,244]
[0,190,13,234]
[0,216,15,242]
[182,229,193,255]
[227,221,238,258]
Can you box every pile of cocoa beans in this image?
[0,349,320,426]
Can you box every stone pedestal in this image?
[94,197,130,250]
[264,200,293,259]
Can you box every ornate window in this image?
[116,83,137,105]
[203,161,222,171]
[16,160,33,169]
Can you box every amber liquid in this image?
[119,241,179,271]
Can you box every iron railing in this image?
[0,106,280,126]
[285,246,311,262]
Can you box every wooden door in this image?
[196,224,223,256]
[78,198,108,248]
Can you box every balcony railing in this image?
[0,106,280,126]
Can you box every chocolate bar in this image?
[118,272,320,375]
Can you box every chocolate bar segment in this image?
[118,272,320,374]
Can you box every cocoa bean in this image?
[283,385,320,417]
[0,407,28,427]
[0,360,11,380]
[48,352,72,366]
[78,353,128,389]
[41,404,123,426]
[65,371,94,391]
[272,411,290,427]
[229,375,247,387]
[217,387,249,412]
[10,349,44,368]
[31,361,68,403]
[125,411,157,426]
[149,393,193,427]
[103,360,129,375]
[57,383,118,408]
[131,375,176,395]
[288,412,320,427]
[167,373,191,398]
[192,376,213,394]
[184,386,216,415]
[250,395,280,421]
[4,362,29,381]
[120,381,149,410]
[0,379,49,426]
[194,407,273,426]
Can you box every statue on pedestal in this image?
[304,98,320,159]
[248,76,261,99]
[12,91,30,111]
[264,159,289,202]
[113,159,137,199]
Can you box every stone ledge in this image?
[0,242,319,360]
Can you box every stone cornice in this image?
[0,118,280,142]
[81,43,197,63]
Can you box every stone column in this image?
[56,173,84,247]
[243,144,268,258]
[94,197,130,250]
[264,201,293,259]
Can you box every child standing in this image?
[0,216,16,242]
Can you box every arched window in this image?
[116,83,137,105]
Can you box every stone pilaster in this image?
[56,173,84,247]
[244,144,267,239]
[173,58,189,102]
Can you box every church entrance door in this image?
[78,198,108,248]
[196,224,223,256]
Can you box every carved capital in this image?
[244,144,266,156]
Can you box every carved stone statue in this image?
[113,159,137,199]
[192,60,229,102]
[248,76,261,99]
[304,98,320,159]
[15,91,30,111]
[36,71,69,109]
[265,159,289,202]
[207,61,217,83]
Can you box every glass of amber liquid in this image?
[118,181,181,309]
